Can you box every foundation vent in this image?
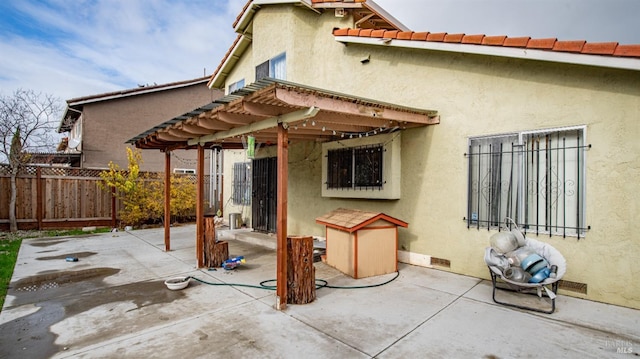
[558,280,588,294]
[430,257,451,268]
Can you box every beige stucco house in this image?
[58,77,222,172]
[130,0,640,310]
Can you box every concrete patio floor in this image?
[0,224,638,358]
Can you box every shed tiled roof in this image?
[333,28,640,59]
[315,208,408,233]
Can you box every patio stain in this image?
[28,239,69,247]
[35,251,97,261]
[12,267,118,292]
[1,268,189,358]
[36,249,57,253]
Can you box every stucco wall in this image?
[223,5,640,309]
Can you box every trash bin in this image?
[229,213,241,230]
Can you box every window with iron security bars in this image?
[466,127,589,238]
[232,162,251,205]
[327,144,383,190]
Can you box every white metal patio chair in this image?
[485,221,567,314]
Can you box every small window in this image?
[466,126,588,237]
[256,61,269,81]
[173,168,196,175]
[228,79,245,94]
[232,162,251,205]
[327,144,383,190]
[256,52,286,81]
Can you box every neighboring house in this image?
[58,77,223,172]
[130,0,640,310]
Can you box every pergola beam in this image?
[242,101,292,117]
[218,111,266,125]
[166,128,200,140]
[191,118,233,131]
[179,123,216,135]
[275,87,438,124]
[188,106,319,146]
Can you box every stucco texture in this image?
[221,5,640,309]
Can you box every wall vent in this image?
[558,280,588,294]
[430,257,451,268]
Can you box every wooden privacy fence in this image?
[0,165,117,231]
[0,164,211,231]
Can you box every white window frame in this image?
[256,52,286,81]
[322,132,401,199]
[269,52,286,80]
[467,125,588,238]
[228,79,245,94]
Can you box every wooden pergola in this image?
[127,78,439,309]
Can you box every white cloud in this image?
[1,0,638,105]
[0,0,246,100]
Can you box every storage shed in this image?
[315,208,408,279]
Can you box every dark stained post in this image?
[276,123,288,310]
[36,166,43,230]
[196,145,205,268]
[164,150,171,252]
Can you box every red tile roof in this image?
[210,1,640,89]
[333,28,640,58]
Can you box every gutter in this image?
[337,36,640,72]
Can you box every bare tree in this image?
[0,89,61,232]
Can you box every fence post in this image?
[111,187,117,229]
[36,167,43,230]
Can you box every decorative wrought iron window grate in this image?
[466,127,589,238]
[232,162,251,205]
[327,144,383,190]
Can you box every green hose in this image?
[186,270,400,291]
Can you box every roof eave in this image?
[234,0,311,33]
[208,35,253,89]
[361,0,410,32]
[336,36,640,72]
[66,77,210,107]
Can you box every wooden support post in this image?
[164,150,171,252]
[287,236,316,304]
[196,145,205,268]
[212,241,229,267]
[204,216,228,267]
[276,123,288,310]
[36,167,43,230]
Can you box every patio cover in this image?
[127,78,439,150]
[127,78,439,309]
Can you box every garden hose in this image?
[185,270,400,291]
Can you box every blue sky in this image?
[1,0,638,102]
